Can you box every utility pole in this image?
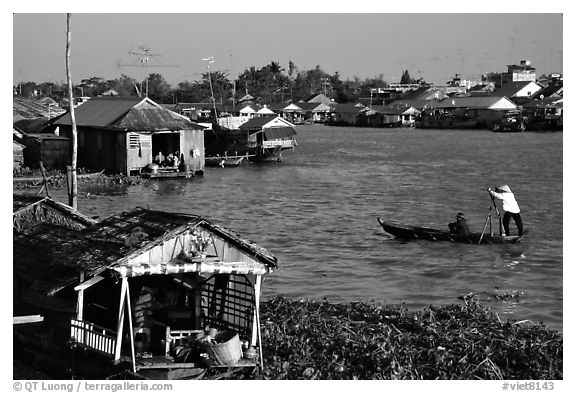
[66,13,77,209]
[203,57,218,119]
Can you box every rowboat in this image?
[377,218,525,244]
[205,155,248,167]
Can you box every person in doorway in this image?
[448,212,471,236]
[488,185,523,236]
[155,151,165,166]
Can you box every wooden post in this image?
[65,14,78,210]
[125,280,136,373]
[114,277,128,361]
[38,161,51,198]
[193,274,202,329]
[77,271,84,320]
[253,275,264,369]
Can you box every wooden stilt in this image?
[253,275,264,369]
[114,277,128,361]
[77,271,85,320]
[125,280,136,373]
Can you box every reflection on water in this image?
[41,126,562,332]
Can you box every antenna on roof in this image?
[118,45,178,97]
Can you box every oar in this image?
[478,204,492,244]
[488,189,505,236]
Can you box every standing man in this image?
[488,185,523,236]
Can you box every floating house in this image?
[13,194,97,233]
[13,138,25,171]
[52,97,205,176]
[13,198,279,379]
[21,133,71,170]
[329,103,367,126]
[360,105,418,127]
[238,116,297,162]
[522,97,563,131]
[207,116,297,163]
[416,96,518,129]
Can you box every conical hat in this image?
[496,185,511,192]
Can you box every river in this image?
[41,125,563,332]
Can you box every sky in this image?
[11,6,565,88]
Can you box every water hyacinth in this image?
[256,296,562,380]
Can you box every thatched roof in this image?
[13,195,97,233]
[13,207,278,296]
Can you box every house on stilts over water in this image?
[13,195,278,379]
[206,115,297,163]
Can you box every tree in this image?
[400,70,414,84]
[146,73,171,102]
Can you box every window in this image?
[128,133,151,149]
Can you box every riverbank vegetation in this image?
[253,296,562,380]
[13,167,143,191]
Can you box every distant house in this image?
[53,96,205,176]
[255,105,276,117]
[522,97,563,131]
[299,93,334,106]
[388,99,432,112]
[238,116,297,161]
[238,93,255,104]
[501,60,537,86]
[100,89,119,96]
[533,81,562,99]
[360,105,418,127]
[423,96,518,128]
[13,138,25,171]
[13,97,66,121]
[400,87,448,101]
[279,103,304,124]
[296,102,331,123]
[13,195,97,233]
[22,133,70,170]
[492,81,542,102]
[239,104,257,117]
[329,103,366,126]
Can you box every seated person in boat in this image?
[448,212,471,236]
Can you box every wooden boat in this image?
[377,218,525,244]
[492,115,526,132]
[205,155,249,168]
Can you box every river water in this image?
[43,125,563,332]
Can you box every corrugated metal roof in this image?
[53,96,143,127]
[296,102,325,112]
[115,107,205,131]
[239,116,284,130]
[13,97,66,120]
[493,81,541,98]
[429,96,516,110]
[331,103,366,113]
[388,99,430,110]
[53,97,205,131]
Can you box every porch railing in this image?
[70,319,117,357]
[262,139,294,149]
